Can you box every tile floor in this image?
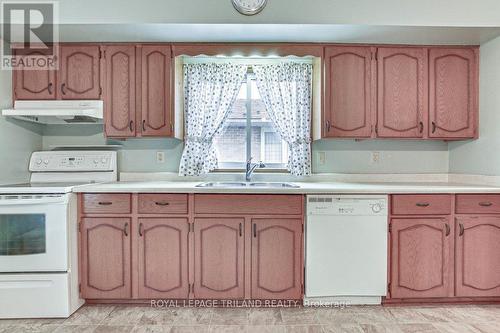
[1,304,499,333]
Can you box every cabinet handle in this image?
[129,120,134,132]
[61,83,66,95]
[142,120,146,132]
[419,121,424,133]
[239,223,242,237]
[459,223,464,236]
[253,223,257,238]
[47,82,53,95]
[445,223,450,237]
[123,222,129,237]
[325,120,331,132]
[432,122,436,133]
[98,201,112,206]
[416,202,430,207]
[139,223,144,237]
[155,201,169,206]
[479,202,493,207]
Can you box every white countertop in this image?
[72,180,500,194]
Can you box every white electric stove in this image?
[0,151,117,318]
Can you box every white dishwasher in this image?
[305,195,388,305]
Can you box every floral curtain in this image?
[254,63,313,176]
[179,63,247,176]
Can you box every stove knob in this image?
[36,159,42,165]
[94,159,99,164]
[371,203,382,213]
[101,158,107,164]
[43,159,49,165]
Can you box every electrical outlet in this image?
[318,151,326,166]
[156,151,165,164]
[371,151,381,165]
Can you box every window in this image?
[213,70,288,170]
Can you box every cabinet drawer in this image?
[194,194,303,215]
[391,195,452,215]
[456,195,500,214]
[138,194,188,214]
[82,194,132,214]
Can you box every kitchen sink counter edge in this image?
[72,180,500,194]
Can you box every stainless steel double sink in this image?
[196,182,300,188]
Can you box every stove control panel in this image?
[29,151,117,172]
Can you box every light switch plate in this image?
[318,151,326,165]
[156,151,165,164]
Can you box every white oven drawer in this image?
[0,273,72,318]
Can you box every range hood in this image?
[2,100,103,124]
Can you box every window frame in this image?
[213,68,289,172]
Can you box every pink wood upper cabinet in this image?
[324,46,374,138]
[103,45,136,137]
[455,216,500,297]
[251,218,303,300]
[377,47,428,138]
[59,45,101,99]
[429,48,478,139]
[390,218,453,299]
[13,49,56,100]
[80,217,131,299]
[194,218,245,299]
[137,218,189,299]
[140,45,172,137]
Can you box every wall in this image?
[42,126,449,174]
[0,68,43,184]
[448,35,500,176]
[59,0,500,26]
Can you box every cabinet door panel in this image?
[456,217,500,297]
[137,218,189,299]
[140,45,172,136]
[429,48,478,139]
[194,218,245,299]
[81,218,131,299]
[390,218,453,299]
[324,46,373,138]
[377,48,427,138]
[13,49,56,100]
[104,45,136,137]
[59,45,101,99]
[251,218,303,299]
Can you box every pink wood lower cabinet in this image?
[194,217,245,299]
[455,216,500,297]
[137,218,189,299]
[251,218,303,300]
[390,218,453,299]
[81,217,131,299]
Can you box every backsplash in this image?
[41,125,449,174]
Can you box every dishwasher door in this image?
[305,213,388,297]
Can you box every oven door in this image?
[0,194,70,272]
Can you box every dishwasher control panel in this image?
[307,195,388,216]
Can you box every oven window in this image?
[0,214,46,255]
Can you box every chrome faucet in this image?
[245,157,266,182]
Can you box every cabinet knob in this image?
[432,122,437,134]
[139,223,144,237]
[142,120,146,132]
[459,223,465,236]
[47,82,53,95]
[445,223,450,237]
[416,202,430,207]
[419,121,424,133]
[155,201,169,206]
[61,83,66,95]
[479,202,493,207]
[98,201,112,206]
[325,120,331,132]
[129,121,134,132]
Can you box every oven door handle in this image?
[0,196,70,206]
